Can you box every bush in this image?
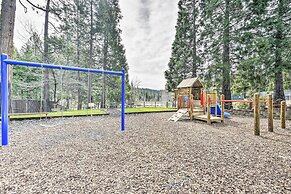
[233,102,249,110]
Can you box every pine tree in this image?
[272,0,290,101]
[166,0,290,102]
[0,0,16,113]
[234,0,290,100]
[17,0,129,109]
[165,0,201,91]
[199,0,244,103]
[97,0,129,106]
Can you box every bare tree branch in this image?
[19,0,28,13]
[48,21,60,33]
[25,0,47,12]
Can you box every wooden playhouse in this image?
[169,78,223,123]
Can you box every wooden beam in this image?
[254,93,260,136]
[268,94,273,132]
[221,94,225,123]
[281,101,286,129]
[215,91,218,116]
[190,94,193,121]
[207,94,211,124]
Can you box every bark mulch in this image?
[0,113,290,193]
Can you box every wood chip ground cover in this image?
[0,113,290,193]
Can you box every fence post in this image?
[221,94,225,123]
[1,54,9,145]
[155,101,156,108]
[207,94,211,124]
[281,101,286,129]
[268,94,273,132]
[254,93,260,136]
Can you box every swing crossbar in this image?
[1,53,126,146]
[3,59,123,76]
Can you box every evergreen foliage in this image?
[165,0,291,101]
[14,0,129,109]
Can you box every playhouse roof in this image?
[177,78,203,88]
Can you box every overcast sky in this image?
[14,0,179,90]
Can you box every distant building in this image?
[260,90,291,99]
[260,90,291,105]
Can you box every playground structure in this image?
[169,78,287,136]
[169,78,227,123]
[1,53,126,146]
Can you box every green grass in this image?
[9,109,108,119]
[125,107,177,113]
[9,107,178,119]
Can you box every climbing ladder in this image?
[168,109,189,122]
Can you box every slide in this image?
[210,103,231,118]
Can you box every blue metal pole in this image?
[1,54,9,146]
[1,55,125,144]
[121,69,125,131]
[4,59,123,76]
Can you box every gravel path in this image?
[0,113,290,193]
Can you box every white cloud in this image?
[119,0,178,89]
[14,0,46,49]
[13,0,179,90]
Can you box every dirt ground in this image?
[0,113,290,193]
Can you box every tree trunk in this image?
[101,37,108,108]
[0,0,16,60]
[0,0,16,113]
[51,70,57,102]
[191,0,197,78]
[42,0,51,112]
[222,0,231,109]
[76,0,82,110]
[273,0,285,102]
[87,0,93,105]
[66,97,69,109]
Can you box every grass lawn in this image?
[125,107,177,113]
[9,109,108,119]
[9,108,177,119]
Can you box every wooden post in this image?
[191,94,194,112]
[143,101,145,107]
[155,101,156,108]
[190,94,193,121]
[215,91,218,116]
[221,94,225,123]
[254,93,260,136]
[189,88,192,114]
[192,95,194,114]
[268,94,273,132]
[207,94,211,124]
[166,101,168,108]
[281,101,286,129]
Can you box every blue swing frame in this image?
[1,53,126,146]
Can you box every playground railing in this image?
[207,93,287,135]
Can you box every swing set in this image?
[1,53,126,146]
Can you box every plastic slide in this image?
[210,103,231,118]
